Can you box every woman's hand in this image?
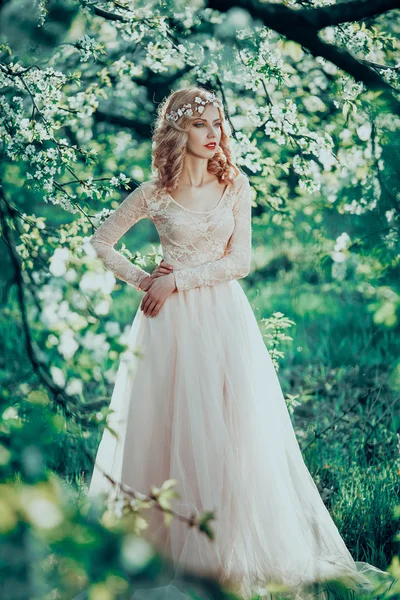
[140,272,176,318]
[139,259,174,292]
[152,259,174,278]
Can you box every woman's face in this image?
[186,104,222,158]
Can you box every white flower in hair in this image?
[165,93,221,122]
[166,110,179,122]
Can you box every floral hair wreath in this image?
[165,92,222,122]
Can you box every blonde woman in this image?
[88,86,389,599]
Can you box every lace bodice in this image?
[90,172,252,292]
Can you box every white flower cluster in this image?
[233,131,262,174]
[34,0,48,27]
[293,155,322,193]
[68,90,99,119]
[165,92,221,122]
[76,35,104,63]
[109,173,129,188]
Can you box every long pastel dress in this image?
[87,173,391,599]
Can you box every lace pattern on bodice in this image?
[90,173,252,292]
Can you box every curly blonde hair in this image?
[151,86,240,193]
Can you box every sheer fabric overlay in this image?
[88,173,396,600]
[90,173,252,292]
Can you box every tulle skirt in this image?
[88,279,395,599]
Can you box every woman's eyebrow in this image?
[195,118,221,122]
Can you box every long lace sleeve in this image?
[173,175,252,291]
[90,184,150,291]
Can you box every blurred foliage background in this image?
[0,0,399,599]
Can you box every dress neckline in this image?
[165,182,230,215]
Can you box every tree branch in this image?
[207,0,400,114]
[298,0,400,29]
[93,6,127,22]
[208,0,400,30]
[0,184,97,428]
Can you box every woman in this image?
[88,87,391,599]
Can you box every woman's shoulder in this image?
[232,171,250,195]
[139,178,159,190]
[232,171,248,187]
[235,170,247,180]
[137,178,160,201]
